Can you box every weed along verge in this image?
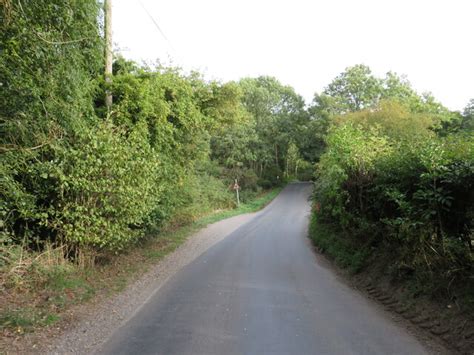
[0,187,282,353]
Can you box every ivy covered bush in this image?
[49,121,162,250]
[0,1,233,252]
[1,0,104,249]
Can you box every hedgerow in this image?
[314,101,474,295]
[1,2,306,256]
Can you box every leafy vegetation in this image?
[1,1,473,338]
[311,66,474,305]
[1,2,303,257]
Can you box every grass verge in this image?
[196,187,282,227]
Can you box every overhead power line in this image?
[137,0,175,52]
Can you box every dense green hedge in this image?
[0,1,233,252]
[314,101,474,293]
[1,0,104,249]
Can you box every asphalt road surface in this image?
[99,182,429,355]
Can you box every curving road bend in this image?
[98,182,429,355]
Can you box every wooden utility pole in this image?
[234,179,240,206]
[104,0,113,108]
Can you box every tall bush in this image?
[315,101,473,290]
[1,0,103,247]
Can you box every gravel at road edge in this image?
[46,212,258,354]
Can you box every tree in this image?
[312,65,454,117]
[460,99,474,132]
[297,116,330,164]
[285,141,300,179]
[210,120,258,170]
[237,76,307,181]
[381,71,420,105]
[319,64,382,114]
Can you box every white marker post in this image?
[233,179,240,206]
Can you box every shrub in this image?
[49,121,161,250]
[314,102,473,292]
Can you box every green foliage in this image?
[311,64,455,122]
[309,213,369,273]
[161,162,235,227]
[333,100,439,142]
[212,76,310,186]
[1,0,103,248]
[2,1,293,255]
[307,64,461,165]
[459,99,474,132]
[51,121,161,250]
[285,141,300,179]
[211,119,259,169]
[4,1,470,306]
[314,100,474,294]
[297,114,329,164]
[1,0,103,142]
[0,308,60,331]
[196,186,283,227]
[1,0,261,253]
[319,64,382,113]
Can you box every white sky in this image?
[113,0,474,111]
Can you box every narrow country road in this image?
[99,183,429,355]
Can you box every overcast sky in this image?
[113,0,473,111]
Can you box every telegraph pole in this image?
[234,179,240,206]
[104,0,113,109]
